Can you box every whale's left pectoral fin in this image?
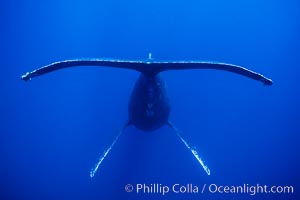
[167,122,211,175]
[90,122,130,178]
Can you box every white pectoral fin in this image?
[168,122,210,175]
[90,123,130,178]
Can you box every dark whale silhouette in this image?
[21,54,272,177]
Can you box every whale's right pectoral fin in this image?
[167,122,211,175]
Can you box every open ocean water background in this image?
[0,0,299,199]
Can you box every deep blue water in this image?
[1,0,299,199]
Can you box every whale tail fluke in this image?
[21,58,272,85]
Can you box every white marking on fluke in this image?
[148,52,152,60]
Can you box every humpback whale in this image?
[21,54,272,177]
